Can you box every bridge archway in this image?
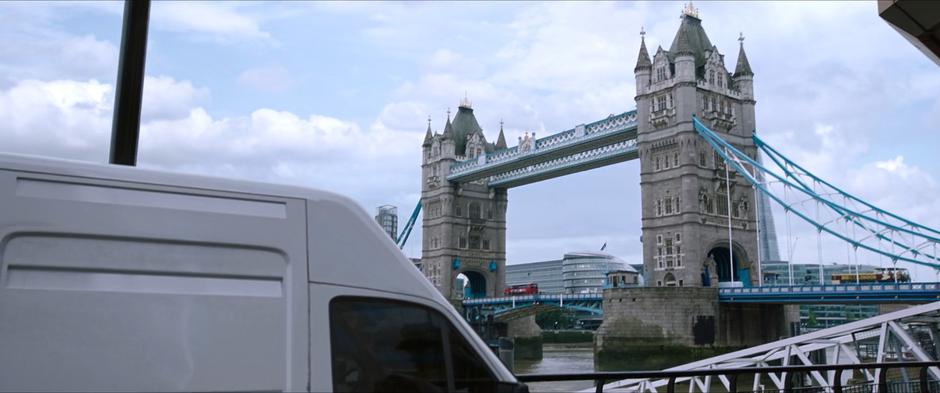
[663,273,678,287]
[707,243,750,285]
[459,271,488,299]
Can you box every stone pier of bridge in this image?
[595,287,799,366]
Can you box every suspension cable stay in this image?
[692,117,940,273]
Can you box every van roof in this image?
[0,152,446,304]
[0,153,346,202]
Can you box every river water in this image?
[512,343,702,392]
[513,344,596,392]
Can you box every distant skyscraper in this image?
[375,205,398,241]
[756,153,782,262]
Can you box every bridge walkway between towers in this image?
[445,111,638,188]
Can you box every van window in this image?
[330,297,497,393]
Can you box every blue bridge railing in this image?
[719,282,940,303]
[462,293,603,306]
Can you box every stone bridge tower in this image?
[420,98,509,300]
[635,4,759,288]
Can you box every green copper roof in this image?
[669,14,713,67]
[451,105,484,155]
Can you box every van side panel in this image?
[0,172,309,392]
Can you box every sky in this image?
[1,1,939,279]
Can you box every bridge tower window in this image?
[456,205,463,217]
[459,236,468,249]
[717,195,729,217]
[482,239,490,250]
[469,202,481,220]
[664,197,673,215]
[655,156,661,171]
[469,235,481,250]
[673,152,679,167]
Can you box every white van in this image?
[0,153,526,392]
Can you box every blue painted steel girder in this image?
[446,111,638,187]
[462,293,605,317]
[487,140,638,188]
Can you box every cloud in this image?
[0,77,422,210]
[0,79,112,161]
[0,31,118,85]
[237,65,291,93]
[142,76,210,121]
[151,2,273,44]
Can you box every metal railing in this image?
[720,283,940,295]
[462,293,603,305]
[516,361,940,393]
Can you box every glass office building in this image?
[374,205,398,241]
[760,260,884,330]
[506,259,564,294]
[561,252,628,294]
[507,252,630,294]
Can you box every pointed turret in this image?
[635,28,652,72]
[733,33,753,77]
[442,109,454,139]
[495,120,507,150]
[422,117,433,147]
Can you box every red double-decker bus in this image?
[504,283,539,296]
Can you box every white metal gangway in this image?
[591,301,940,392]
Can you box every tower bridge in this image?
[419,6,764,302]
[416,4,940,357]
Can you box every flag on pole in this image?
[600,242,607,251]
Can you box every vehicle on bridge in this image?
[831,267,911,284]
[0,154,527,393]
[504,283,539,296]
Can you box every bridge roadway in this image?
[462,282,940,315]
[720,282,940,304]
